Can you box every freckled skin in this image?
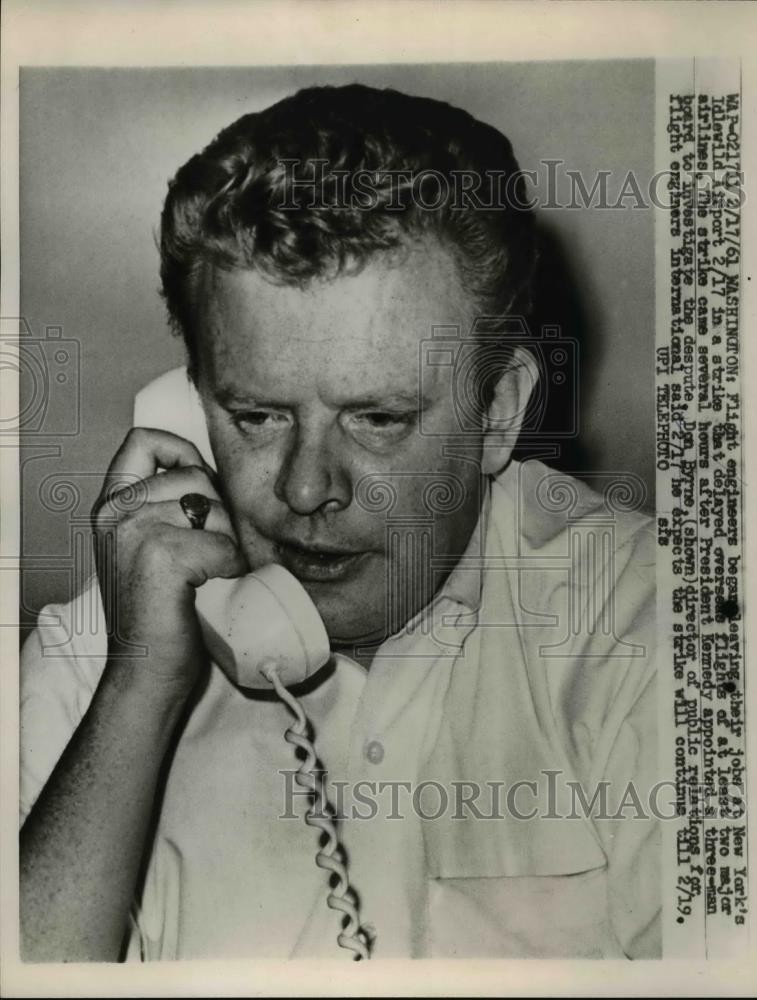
[194,244,486,652]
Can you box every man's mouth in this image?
[275,539,368,583]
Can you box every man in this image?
[20,84,659,961]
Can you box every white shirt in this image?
[20,459,660,960]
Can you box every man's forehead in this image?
[192,252,474,402]
[198,294,466,410]
[197,246,472,340]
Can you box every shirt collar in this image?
[431,477,491,615]
[380,475,493,646]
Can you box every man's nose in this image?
[274,427,352,515]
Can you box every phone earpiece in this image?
[195,564,331,689]
[133,366,215,468]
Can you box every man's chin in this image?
[300,583,389,648]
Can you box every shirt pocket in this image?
[425,867,626,958]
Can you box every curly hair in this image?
[160,83,537,382]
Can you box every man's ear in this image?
[480,346,539,475]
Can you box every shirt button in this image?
[364,740,385,765]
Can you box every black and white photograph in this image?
[1,2,754,996]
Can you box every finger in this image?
[112,498,238,543]
[145,525,248,589]
[96,466,223,522]
[105,427,215,484]
[108,466,224,512]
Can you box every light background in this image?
[19,60,654,629]
[3,3,756,998]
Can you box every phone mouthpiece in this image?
[195,565,331,689]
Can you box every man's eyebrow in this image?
[341,392,425,410]
[212,386,270,407]
[212,387,428,409]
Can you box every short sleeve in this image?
[598,670,661,958]
[574,522,661,959]
[553,509,661,958]
[20,577,108,826]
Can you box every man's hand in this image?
[92,427,247,691]
[20,428,248,961]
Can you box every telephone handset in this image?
[133,368,372,960]
[194,563,330,689]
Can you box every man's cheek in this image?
[218,477,276,545]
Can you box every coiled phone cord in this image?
[263,662,372,961]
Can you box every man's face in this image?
[194,242,486,646]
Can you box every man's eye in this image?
[357,411,413,429]
[346,410,416,448]
[232,411,289,433]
